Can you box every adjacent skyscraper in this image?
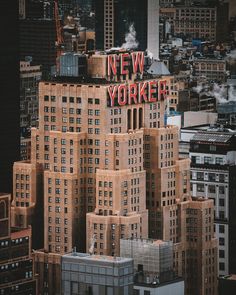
[94,0,159,59]
[190,130,236,276]
[0,1,20,193]
[0,193,37,294]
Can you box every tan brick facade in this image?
[10,51,218,295]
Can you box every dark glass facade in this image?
[114,0,147,50]
[95,0,148,50]
[0,1,20,193]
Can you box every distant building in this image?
[94,0,159,58]
[183,112,217,128]
[21,137,31,161]
[177,89,199,113]
[11,161,44,250]
[218,274,236,295]
[33,250,61,295]
[77,28,95,52]
[19,0,26,19]
[217,101,236,128]
[61,252,134,295]
[20,19,56,77]
[161,6,217,41]
[193,58,226,82]
[0,193,37,294]
[190,130,236,275]
[0,1,20,193]
[173,197,218,295]
[95,0,148,51]
[20,61,42,135]
[120,238,184,295]
[120,239,174,278]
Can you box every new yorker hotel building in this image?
[11,50,175,256]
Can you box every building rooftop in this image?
[121,238,172,246]
[220,274,236,281]
[63,252,133,264]
[192,132,234,143]
[134,275,184,289]
[147,60,170,76]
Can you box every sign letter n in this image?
[107,54,117,76]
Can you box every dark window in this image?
[219,237,225,246]
[219,199,225,207]
[219,262,225,271]
[219,225,225,233]
[219,250,225,258]
[219,186,225,194]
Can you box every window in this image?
[95,98,100,104]
[197,172,204,180]
[219,262,225,271]
[204,157,212,164]
[88,109,93,115]
[69,97,74,103]
[210,145,216,151]
[208,185,215,193]
[216,158,223,165]
[219,199,225,207]
[197,183,204,192]
[219,249,225,258]
[191,156,200,164]
[219,225,225,233]
[219,237,225,246]
[62,96,67,103]
[219,186,225,194]
[219,211,225,219]
[209,173,216,181]
[219,174,225,182]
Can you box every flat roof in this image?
[63,252,133,264]
[192,132,234,143]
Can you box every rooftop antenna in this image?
[88,234,96,255]
[72,246,77,256]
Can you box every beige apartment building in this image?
[10,50,217,295]
[160,6,217,41]
[172,198,218,295]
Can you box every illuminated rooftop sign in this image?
[107,51,144,77]
[107,79,167,107]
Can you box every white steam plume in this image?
[192,83,208,94]
[228,85,236,102]
[206,84,228,104]
[146,49,153,60]
[192,83,229,104]
[121,24,139,50]
[226,49,236,64]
